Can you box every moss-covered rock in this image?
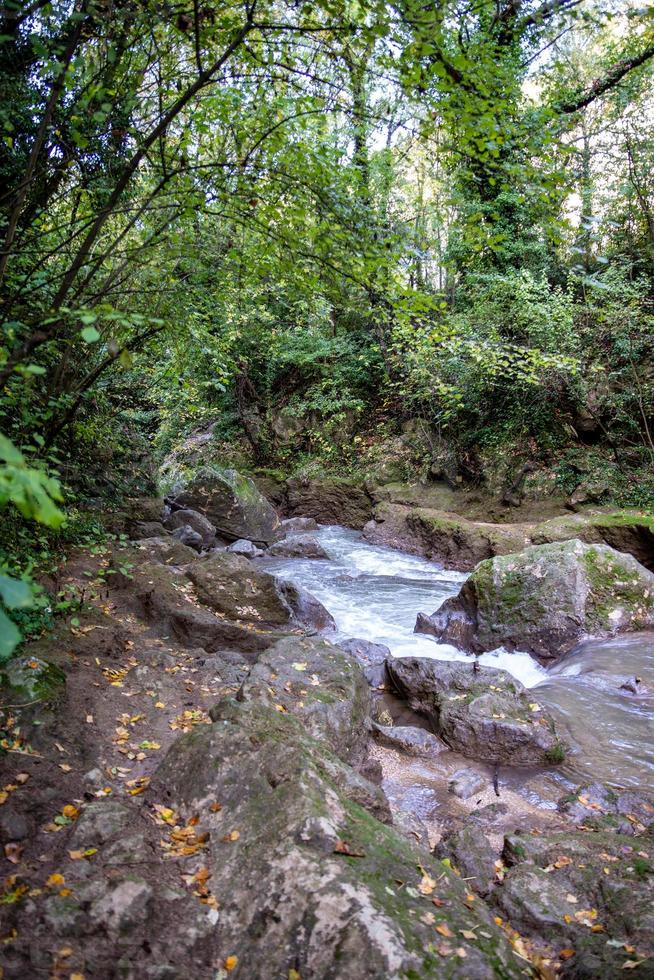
[417,539,654,661]
[151,700,526,979]
[363,502,529,570]
[385,657,565,766]
[286,475,373,529]
[172,465,279,545]
[0,656,66,706]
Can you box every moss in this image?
[545,742,567,764]
[0,657,66,705]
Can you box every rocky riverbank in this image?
[2,467,653,978]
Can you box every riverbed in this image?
[258,524,654,790]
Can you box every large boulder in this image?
[532,510,654,571]
[172,466,279,545]
[185,552,293,625]
[275,516,319,539]
[385,657,566,766]
[150,699,526,979]
[164,507,218,548]
[416,539,654,661]
[233,635,372,766]
[267,533,330,559]
[286,476,373,529]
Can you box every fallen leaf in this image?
[4,843,23,864]
[223,830,240,843]
[85,714,94,724]
[46,873,65,887]
[436,924,453,938]
[560,949,575,961]
[460,929,477,940]
[418,872,437,895]
[333,839,365,858]
[15,774,29,784]
[224,956,238,971]
[566,894,578,904]
[58,764,72,773]
[62,805,79,819]
[623,961,647,970]
[209,803,223,813]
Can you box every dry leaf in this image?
[223,830,240,843]
[224,956,238,971]
[418,872,436,895]
[4,843,23,864]
[333,839,365,858]
[46,873,65,887]
[559,949,576,960]
[436,924,453,938]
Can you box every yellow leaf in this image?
[224,955,238,971]
[418,872,436,895]
[46,873,65,887]
[436,924,453,938]
[291,662,307,671]
[62,805,79,819]
[58,888,72,897]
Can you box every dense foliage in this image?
[2,0,654,647]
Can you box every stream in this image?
[259,524,654,790]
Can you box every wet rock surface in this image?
[417,539,654,661]
[385,657,566,766]
[266,532,330,559]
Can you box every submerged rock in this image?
[449,769,487,800]
[385,657,566,766]
[150,699,526,979]
[416,539,654,661]
[172,465,279,545]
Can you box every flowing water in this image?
[259,525,654,790]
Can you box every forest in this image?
[1,1,654,977]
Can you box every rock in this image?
[233,635,372,767]
[89,878,153,934]
[225,538,262,558]
[275,516,319,538]
[68,801,132,848]
[126,561,286,657]
[0,657,65,706]
[372,723,447,758]
[266,533,330,559]
[363,502,529,571]
[150,699,526,979]
[276,580,336,631]
[495,828,654,973]
[385,657,566,766]
[130,536,196,565]
[435,826,500,897]
[338,637,390,687]
[566,480,610,511]
[172,466,279,545]
[286,476,373,529]
[533,510,654,571]
[417,539,654,661]
[185,552,295,625]
[131,520,168,539]
[164,507,218,548]
[124,496,165,523]
[558,782,654,836]
[449,769,487,799]
[171,524,204,551]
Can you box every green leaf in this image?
[81,326,101,343]
[0,574,33,610]
[0,608,21,663]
